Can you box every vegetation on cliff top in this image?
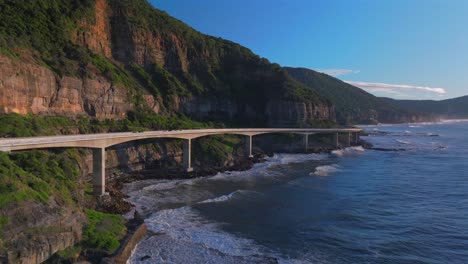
[82,209,127,253]
[0,112,218,138]
[0,0,95,74]
[0,150,81,210]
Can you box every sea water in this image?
[124,120,468,264]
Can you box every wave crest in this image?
[198,190,262,204]
[311,164,341,176]
[332,146,365,157]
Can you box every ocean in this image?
[123,120,468,264]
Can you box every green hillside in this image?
[382,96,468,118]
[285,67,424,124]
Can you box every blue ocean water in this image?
[125,120,468,264]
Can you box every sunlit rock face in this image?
[0,0,334,127]
[0,55,132,118]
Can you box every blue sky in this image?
[149,0,468,100]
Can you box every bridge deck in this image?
[0,128,362,152]
[0,127,362,195]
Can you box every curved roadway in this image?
[0,128,362,152]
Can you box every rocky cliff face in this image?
[266,101,335,127]
[2,202,84,264]
[0,54,133,118]
[72,0,113,59]
[0,0,335,126]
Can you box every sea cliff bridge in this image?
[0,128,362,196]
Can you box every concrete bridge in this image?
[0,128,361,195]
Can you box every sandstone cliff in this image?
[0,54,132,118]
[0,0,335,127]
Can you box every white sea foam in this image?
[128,204,311,264]
[267,153,328,164]
[141,181,180,191]
[123,152,329,214]
[311,164,341,176]
[208,153,327,182]
[198,190,262,204]
[441,119,468,124]
[127,233,270,264]
[123,179,188,194]
[147,206,263,255]
[332,146,365,157]
[198,193,234,204]
[124,151,356,263]
[396,139,411,145]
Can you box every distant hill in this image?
[285,67,433,124]
[382,96,468,119]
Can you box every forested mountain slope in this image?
[382,96,468,119]
[285,67,432,124]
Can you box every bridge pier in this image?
[354,132,360,144]
[183,139,193,172]
[245,135,253,158]
[92,148,106,196]
[346,132,351,147]
[333,133,339,148]
[303,134,309,152]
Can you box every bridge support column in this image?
[92,148,106,196]
[183,139,193,172]
[245,135,253,158]
[346,132,351,147]
[354,132,360,145]
[303,134,309,152]
[333,133,339,148]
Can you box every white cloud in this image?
[316,69,360,77]
[344,80,446,95]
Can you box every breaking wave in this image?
[396,139,411,145]
[125,150,365,263]
[311,164,341,176]
[198,190,262,204]
[332,146,365,157]
[127,206,270,263]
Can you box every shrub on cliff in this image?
[0,150,81,209]
[82,209,127,254]
[0,112,218,138]
[0,113,75,137]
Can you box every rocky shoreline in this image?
[98,144,365,264]
[101,145,341,215]
[100,153,269,215]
